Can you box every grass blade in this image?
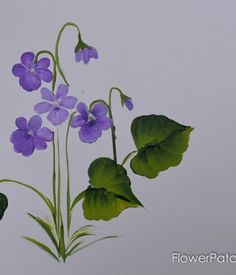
[27,213,59,256]
[23,236,60,262]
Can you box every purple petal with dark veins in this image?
[92,103,108,118]
[33,136,47,150]
[34,102,53,114]
[28,115,42,131]
[95,117,112,130]
[47,107,69,125]
[71,114,87,128]
[41,87,56,101]
[19,74,41,91]
[10,129,25,143]
[35,127,53,141]
[56,84,68,99]
[14,138,35,157]
[79,121,102,143]
[21,52,35,67]
[59,96,77,109]
[15,117,28,130]
[36,68,53,82]
[37,58,50,68]
[77,102,89,117]
[12,64,26,77]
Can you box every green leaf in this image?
[23,236,59,262]
[27,213,59,255]
[82,187,139,221]
[69,235,118,256]
[130,115,193,179]
[70,190,85,211]
[0,193,8,221]
[88,157,141,205]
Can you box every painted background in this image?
[1,0,236,274]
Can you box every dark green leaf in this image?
[131,115,193,178]
[88,157,141,205]
[82,187,139,221]
[0,193,8,220]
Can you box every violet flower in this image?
[10,115,53,157]
[12,52,53,92]
[71,102,111,143]
[74,34,98,64]
[124,98,133,110]
[34,84,77,126]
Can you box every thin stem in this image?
[121,150,137,166]
[65,111,76,237]
[35,50,57,91]
[52,138,57,218]
[55,22,81,86]
[56,131,62,235]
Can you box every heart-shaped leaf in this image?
[82,187,139,221]
[0,193,8,220]
[130,115,193,179]
[82,157,142,221]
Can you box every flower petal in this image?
[41,87,56,101]
[21,52,34,67]
[37,58,50,68]
[47,107,69,126]
[56,84,68,99]
[36,68,53,82]
[95,117,112,130]
[15,117,28,130]
[34,102,53,114]
[19,74,41,91]
[35,127,54,141]
[77,102,89,117]
[88,47,98,59]
[10,129,25,143]
[12,64,26,77]
[14,138,34,157]
[124,98,133,110]
[91,103,108,118]
[59,96,77,109]
[82,49,89,64]
[28,115,42,131]
[33,136,47,150]
[79,122,102,143]
[71,114,87,128]
[75,50,82,62]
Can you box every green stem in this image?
[56,131,62,235]
[121,150,137,166]
[65,111,76,237]
[35,50,57,91]
[52,138,57,219]
[55,22,81,86]
[108,88,118,163]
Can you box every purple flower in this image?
[12,52,53,92]
[124,98,133,111]
[74,34,98,64]
[75,47,98,64]
[71,102,111,143]
[10,115,53,157]
[34,84,77,126]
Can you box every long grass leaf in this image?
[27,213,59,255]
[23,236,60,262]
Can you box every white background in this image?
[1,1,236,274]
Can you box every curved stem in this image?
[65,111,76,237]
[121,150,137,166]
[0,179,54,216]
[55,22,81,86]
[52,138,57,216]
[35,50,57,92]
